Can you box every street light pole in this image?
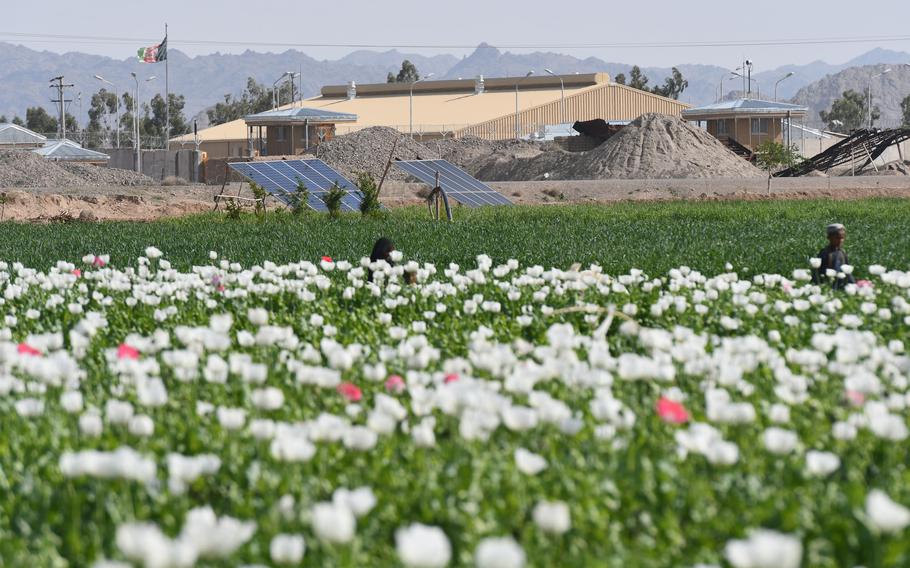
[131,72,140,172]
[515,71,534,139]
[94,75,120,148]
[869,68,891,128]
[409,73,434,137]
[545,69,565,124]
[774,71,794,102]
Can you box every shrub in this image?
[356,172,382,216]
[288,177,310,216]
[322,181,346,219]
[224,198,242,220]
[249,182,267,217]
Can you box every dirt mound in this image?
[58,163,155,186]
[311,127,439,181]
[464,114,762,181]
[572,114,762,179]
[861,160,910,176]
[430,136,548,174]
[0,149,156,188]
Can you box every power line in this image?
[1,31,910,50]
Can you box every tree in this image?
[12,116,24,126]
[0,115,6,123]
[86,87,120,144]
[26,107,58,134]
[820,90,878,133]
[651,67,689,100]
[628,66,649,90]
[755,140,802,193]
[901,94,910,127]
[207,77,275,126]
[147,93,189,137]
[613,73,626,85]
[387,60,420,84]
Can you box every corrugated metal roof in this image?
[682,98,808,119]
[33,139,110,161]
[174,82,597,143]
[244,107,358,124]
[0,123,47,145]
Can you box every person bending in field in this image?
[812,223,855,290]
[367,238,416,284]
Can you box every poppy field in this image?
[2,200,910,567]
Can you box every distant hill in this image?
[1,42,908,131]
[791,63,910,127]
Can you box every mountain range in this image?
[1,42,908,130]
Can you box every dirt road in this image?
[2,176,909,222]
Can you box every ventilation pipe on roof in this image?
[475,75,485,95]
[347,81,356,100]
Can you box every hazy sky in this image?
[3,0,910,70]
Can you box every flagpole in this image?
[165,23,169,151]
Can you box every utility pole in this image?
[49,76,74,140]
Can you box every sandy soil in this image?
[2,176,910,222]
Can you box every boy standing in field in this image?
[812,223,855,290]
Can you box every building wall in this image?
[263,123,337,156]
[458,83,690,140]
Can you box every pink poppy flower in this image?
[322,256,333,263]
[17,343,41,356]
[845,390,865,407]
[385,375,405,393]
[92,256,106,268]
[71,269,82,278]
[656,397,689,424]
[857,280,873,289]
[444,373,460,384]
[337,382,362,402]
[117,344,140,360]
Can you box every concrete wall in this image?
[104,149,201,182]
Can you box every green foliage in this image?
[26,106,59,134]
[901,94,910,127]
[87,89,119,133]
[11,116,24,127]
[249,182,267,217]
[0,115,6,123]
[207,78,276,126]
[620,66,688,100]
[223,197,242,220]
[387,60,420,84]
[322,181,346,218]
[755,141,802,172]
[148,93,189,137]
[288,178,310,216]
[2,199,909,275]
[628,66,649,90]
[651,67,689,100]
[820,90,878,132]
[355,172,382,216]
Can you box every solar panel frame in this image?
[392,159,513,208]
[228,159,367,212]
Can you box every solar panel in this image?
[392,159,513,207]
[228,159,364,212]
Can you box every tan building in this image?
[681,99,809,154]
[173,72,690,158]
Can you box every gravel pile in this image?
[573,113,762,179]
[431,136,547,173]
[58,163,155,186]
[469,114,761,181]
[0,150,155,188]
[312,126,439,181]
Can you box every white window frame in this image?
[275,126,286,142]
[751,118,770,135]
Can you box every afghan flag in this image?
[137,36,167,63]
